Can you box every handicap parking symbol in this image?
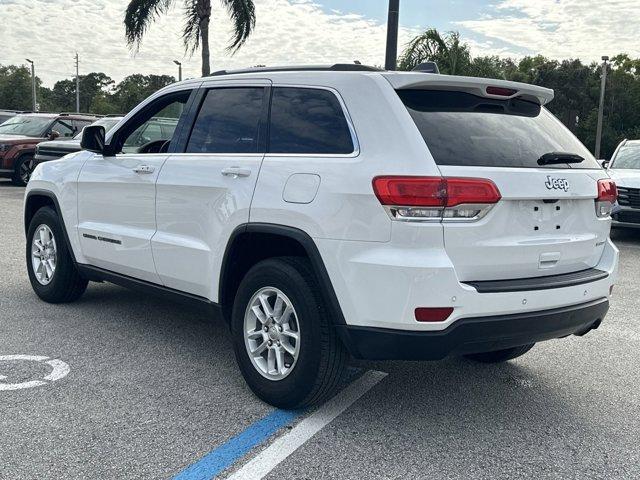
[0,355,70,391]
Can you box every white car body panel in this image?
[76,153,169,283]
[608,169,640,188]
[25,69,617,335]
[153,152,264,299]
[27,150,90,265]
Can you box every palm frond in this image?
[398,28,447,71]
[220,0,256,53]
[182,0,202,53]
[125,0,174,49]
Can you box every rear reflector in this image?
[486,86,518,97]
[597,179,617,203]
[415,307,454,322]
[372,176,501,208]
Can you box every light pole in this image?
[385,0,400,70]
[25,59,36,111]
[595,55,609,159]
[173,60,182,82]
[75,52,80,113]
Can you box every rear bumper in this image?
[338,298,609,360]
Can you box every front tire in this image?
[26,206,88,303]
[12,155,35,186]
[231,257,347,409]
[464,343,535,363]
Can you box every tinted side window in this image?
[117,89,190,154]
[186,87,265,154]
[269,88,354,155]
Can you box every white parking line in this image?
[225,370,388,480]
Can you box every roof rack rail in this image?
[59,112,98,116]
[210,63,383,76]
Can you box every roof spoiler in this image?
[385,74,555,106]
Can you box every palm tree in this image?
[398,29,470,75]
[125,0,256,77]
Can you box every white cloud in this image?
[0,0,416,86]
[458,0,640,62]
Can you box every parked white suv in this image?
[24,65,619,408]
[605,139,640,228]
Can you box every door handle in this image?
[133,165,155,174]
[221,167,251,178]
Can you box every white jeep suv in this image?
[24,65,619,408]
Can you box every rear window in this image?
[269,87,354,155]
[398,90,599,169]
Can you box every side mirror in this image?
[81,125,107,154]
[600,159,609,169]
[49,130,60,140]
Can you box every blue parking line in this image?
[172,409,302,480]
[173,369,362,480]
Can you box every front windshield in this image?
[0,115,52,137]
[73,118,121,140]
[611,145,640,170]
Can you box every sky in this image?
[1,0,639,87]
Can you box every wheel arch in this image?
[24,189,78,264]
[219,223,347,327]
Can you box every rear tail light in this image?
[595,179,617,218]
[415,307,454,322]
[372,176,501,222]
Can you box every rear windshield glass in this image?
[397,90,599,169]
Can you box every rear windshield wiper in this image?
[537,152,584,166]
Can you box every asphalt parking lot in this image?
[1,180,639,480]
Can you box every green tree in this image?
[124,0,256,77]
[113,74,176,113]
[398,29,471,74]
[0,65,38,111]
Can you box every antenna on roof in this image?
[412,62,440,74]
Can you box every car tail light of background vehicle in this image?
[596,179,617,218]
[372,176,501,222]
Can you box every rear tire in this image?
[12,155,34,186]
[464,343,535,363]
[231,257,347,409]
[26,206,88,303]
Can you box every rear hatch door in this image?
[397,87,610,281]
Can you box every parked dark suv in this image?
[34,117,123,166]
[0,113,96,185]
[0,110,31,125]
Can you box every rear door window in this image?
[397,90,599,169]
[186,87,266,154]
[268,87,354,155]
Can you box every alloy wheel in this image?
[31,224,57,285]
[20,158,35,184]
[243,287,301,381]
